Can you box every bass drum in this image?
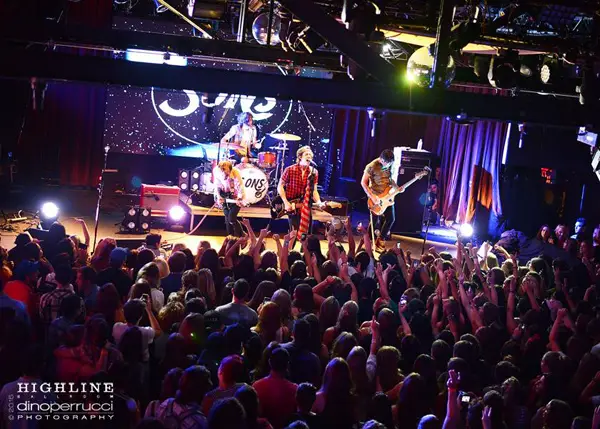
[239,165,269,205]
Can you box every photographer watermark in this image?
[7,382,115,422]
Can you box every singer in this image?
[277,145,324,234]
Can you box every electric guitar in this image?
[367,166,431,216]
[270,196,342,219]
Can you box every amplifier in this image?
[398,147,435,169]
[139,184,180,216]
[320,196,350,218]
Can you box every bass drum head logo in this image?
[151,88,293,147]
[239,166,268,205]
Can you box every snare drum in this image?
[258,152,276,169]
[239,165,269,205]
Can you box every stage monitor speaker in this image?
[116,238,146,249]
[393,166,431,235]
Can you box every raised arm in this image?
[345,218,356,259]
[251,228,270,269]
[442,370,461,429]
[241,218,257,248]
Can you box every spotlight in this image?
[169,206,186,222]
[406,46,456,88]
[40,202,59,221]
[251,13,282,46]
[488,50,520,89]
[168,205,187,232]
[459,223,474,238]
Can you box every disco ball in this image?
[252,13,282,45]
[407,46,456,88]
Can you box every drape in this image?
[329,109,442,183]
[436,119,507,227]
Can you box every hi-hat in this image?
[268,133,301,141]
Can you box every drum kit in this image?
[203,132,302,207]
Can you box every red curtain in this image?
[14,0,112,187]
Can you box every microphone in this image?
[309,160,318,167]
[104,144,110,154]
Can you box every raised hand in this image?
[370,316,380,339]
[272,234,280,241]
[482,406,492,429]
[447,369,460,390]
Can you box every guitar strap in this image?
[298,167,313,236]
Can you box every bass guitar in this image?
[270,196,342,219]
[367,166,431,216]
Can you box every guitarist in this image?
[361,149,404,251]
[213,160,245,236]
[277,146,324,235]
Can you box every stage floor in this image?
[0,186,457,257]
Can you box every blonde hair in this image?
[219,161,233,174]
[296,145,313,162]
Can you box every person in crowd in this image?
[113,297,162,363]
[253,347,298,428]
[280,318,321,386]
[234,384,274,429]
[139,234,167,258]
[39,264,85,325]
[77,265,99,312]
[215,279,258,327]
[201,355,247,415]
[162,251,187,298]
[3,260,40,320]
[46,293,84,352]
[155,365,213,428]
[96,247,134,301]
[7,232,32,267]
[0,275,30,326]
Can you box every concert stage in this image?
[180,192,340,231]
[0,186,457,257]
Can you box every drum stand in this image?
[272,140,288,188]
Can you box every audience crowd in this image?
[1,216,600,429]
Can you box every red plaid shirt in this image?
[281,164,318,201]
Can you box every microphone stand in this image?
[93,144,110,251]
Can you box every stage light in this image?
[140,208,151,232]
[178,169,190,191]
[40,202,59,221]
[406,46,456,88]
[190,170,201,191]
[459,223,474,238]
[488,50,520,89]
[252,13,282,45]
[125,49,187,67]
[188,0,227,19]
[169,206,186,222]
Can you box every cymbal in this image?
[268,133,301,141]
[269,146,289,151]
[208,142,244,150]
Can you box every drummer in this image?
[220,112,261,165]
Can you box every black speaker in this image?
[116,238,146,249]
[393,166,431,235]
[121,207,152,234]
